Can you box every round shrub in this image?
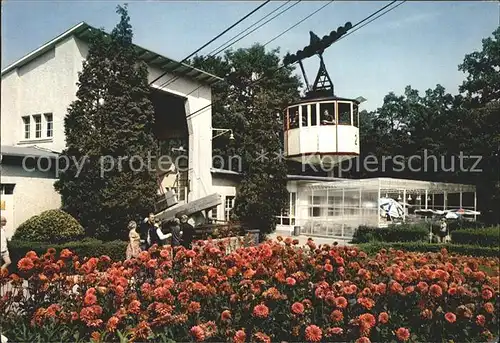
[13,209,84,243]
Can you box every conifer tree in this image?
[55,5,157,239]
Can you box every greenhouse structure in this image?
[279,177,478,239]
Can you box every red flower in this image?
[429,284,443,297]
[481,288,493,300]
[445,312,456,323]
[233,330,246,343]
[253,304,269,318]
[106,316,119,332]
[476,314,486,327]
[305,325,322,342]
[291,302,305,315]
[221,310,232,321]
[18,257,34,271]
[286,277,297,286]
[484,302,494,314]
[84,288,97,306]
[128,300,141,315]
[60,249,73,259]
[355,337,371,343]
[334,296,348,309]
[395,327,410,341]
[378,312,389,324]
[190,326,205,342]
[328,327,343,335]
[330,310,343,322]
[254,332,271,343]
[188,301,202,313]
[324,264,333,272]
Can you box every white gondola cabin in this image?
[283,96,360,166]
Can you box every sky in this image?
[1,1,499,111]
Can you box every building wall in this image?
[211,175,238,221]
[0,164,61,238]
[1,34,214,207]
[149,68,213,203]
[1,36,85,153]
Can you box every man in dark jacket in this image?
[140,213,155,250]
[170,218,183,248]
[180,215,194,249]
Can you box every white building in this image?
[1,22,479,240]
[1,22,221,237]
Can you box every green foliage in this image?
[13,209,84,243]
[192,45,301,234]
[54,5,157,240]
[8,238,127,266]
[358,241,500,258]
[452,226,500,247]
[351,224,429,243]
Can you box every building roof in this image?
[210,168,346,182]
[1,22,223,86]
[306,177,476,193]
[1,145,59,159]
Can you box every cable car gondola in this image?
[282,24,360,167]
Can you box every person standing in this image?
[140,213,155,250]
[180,215,194,249]
[170,218,183,248]
[126,221,141,259]
[1,216,11,271]
[439,218,448,243]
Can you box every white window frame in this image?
[33,114,42,138]
[44,113,53,138]
[22,116,30,139]
[224,196,235,221]
[277,192,297,225]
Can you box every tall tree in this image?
[458,26,500,223]
[55,5,157,239]
[192,45,301,234]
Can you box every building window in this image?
[278,192,296,225]
[310,103,317,126]
[308,195,322,217]
[288,107,299,129]
[353,104,359,127]
[301,105,308,127]
[0,184,15,195]
[44,113,53,137]
[210,206,218,221]
[320,103,335,125]
[338,103,352,125]
[33,114,42,138]
[22,116,30,139]
[225,196,235,221]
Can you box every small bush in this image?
[8,238,127,267]
[452,226,500,247]
[358,241,500,257]
[352,224,429,243]
[13,209,84,243]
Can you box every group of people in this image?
[126,212,194,259]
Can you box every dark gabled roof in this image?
[1,145,59,159]
[1,22,223,86]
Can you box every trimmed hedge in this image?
[358,241,500,258]
[8,239,127,269]
[451,226,500,247]
[351,223,428,243]
[13,209,84,243]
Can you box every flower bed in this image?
[1,238,499,342]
